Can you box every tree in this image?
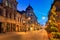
[45,5,60,40]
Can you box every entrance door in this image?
[0,22,2,33]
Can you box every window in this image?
[9,3,11,7]
[9,2,12,8]
[18,17,19,22]
[56,9,60,11]
[13,24,16,31]
[20,18,21,22]
[5,0,8,6]
[28,13,32,16]
[6,10,8,17]
[6,13,8,17]
[58,9,60,11]
[10,13,12,18]
[0,8,3,16]
[14,13,16,20]
[0,0,2,3]
[12,4,16,9]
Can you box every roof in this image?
[26,5,33,10]
[17,10,26,14]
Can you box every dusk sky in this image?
[17,0,54,26]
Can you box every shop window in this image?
[6,23,10,32]
[13,24,16,31]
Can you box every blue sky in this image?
[17,0,54,25]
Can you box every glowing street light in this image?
[30,27,33,31]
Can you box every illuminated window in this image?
[5,0,8,6]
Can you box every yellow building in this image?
[0,0,40,33]
[0,0,20,33]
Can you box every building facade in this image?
[0,0,40,33]
[26,5,38,31]
[55,0,60,32]
[47,0,60,32]
[0,0,20,33]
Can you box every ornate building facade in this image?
[0,0,40,33]
[26,5,38,31]
[0,0,20,33]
